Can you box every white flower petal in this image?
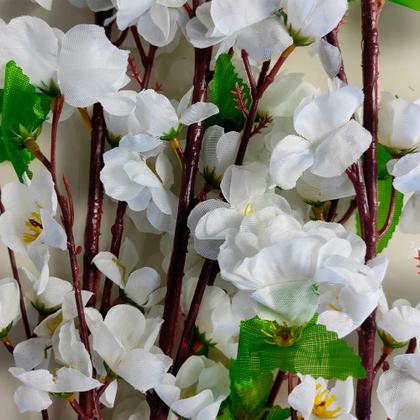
[58,24,129,107]
[269,135,314,190]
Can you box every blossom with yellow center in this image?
[312,384,341,418]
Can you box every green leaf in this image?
[0,61,51,181]
[207,54,251,132]
[230,360,273,418]
[390,0,420,10]
[377,178,404,253]
[235,316,365,383]
[217,407,234,420]
[355,177,404,253]
[265,406,291,420]
[377,143,393,180]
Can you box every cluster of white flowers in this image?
[0,0,420,419]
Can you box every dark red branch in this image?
[241,50,257,98]
[0,188,31,339]
[267,371,287,407]
[356,2,381,418]
[337,198,357,225]
[378,184,396,238]
[130,27,148,68]
[82,102,106,304]
[325,28,348,84]
[159,46,213,357]
[173,259,219,373]
[100,201,127,317]
[50,96,65,176]
[113,28,129,47]
[373,349,390,377]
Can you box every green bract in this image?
[234,316,365,383]
[0,60,51,181]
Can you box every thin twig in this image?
[267,371,287,407]
[373,349,391,377]
[113,28,128,47]
[337,199,357,225]
[241,50,256,98]
[378,184,396,238]
[130,27,148,68]
[173,259,219,373]
[159,46,213,357]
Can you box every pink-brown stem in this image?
[173,259,219,373]
[337,199,357,225]
[81,10,114,305]
[267,371,287,407]
[159,45,213,358]
[378,184,396,238]
[356,1,381,418]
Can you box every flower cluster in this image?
[0,0,419,419]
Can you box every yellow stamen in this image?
[111,257,128,286]
[23,211,43,244]
[77,108,93,133]
[312,383,341,418]
[169,138,184,169]
[242,203,255,216]
[327,303,341,312]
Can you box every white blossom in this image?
[0,171,67,281]
[288,375,355,420]
[86,304,172,392]
[155,355,230,420]
[269,85,371,189]
[186,0,293,62]
[378,353,420,420]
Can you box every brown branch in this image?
[130,27,148,68]
[378,184,396,238]
[337,198,357,225]
[0,188,31,339]
[241,50,257,98]
[325,28,348,84]
[99,201,127,317]
[113,28,128,47]
[159,45,213,357]
[267,371,287,407]
[173,259,219,373]
[82,102,106,305]
[373,348,391,377]
[356,2,381,418]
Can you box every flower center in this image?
[312,384,341,418]
[23,212,43,244]
[242,203,255,216]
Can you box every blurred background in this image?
[0,0,420,418]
